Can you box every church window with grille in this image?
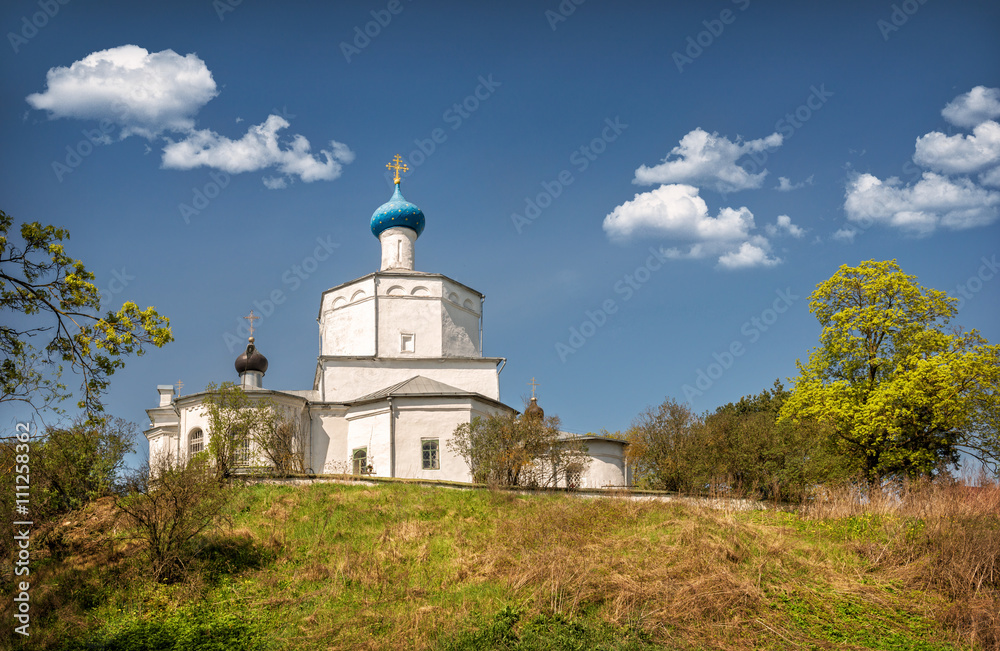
[189,428,204,455]
[230,428,251,467]
[422,439,439,470]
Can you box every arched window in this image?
[189,428,204,455]
[352,448,368,475]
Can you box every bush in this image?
[627,384,850,499]
[449,412,589,488]
[0,416,135,559]
[116,454,229,583]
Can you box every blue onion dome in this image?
[370,184,425,238]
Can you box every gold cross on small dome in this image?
[243,309,261,337]
[386,154,409,184]
[528,377,539,399]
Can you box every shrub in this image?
[116,454,229,583]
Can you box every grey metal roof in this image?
[352,375,471,402]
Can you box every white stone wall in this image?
[442,301,479,357]
[345,405,392,476]
[578,439,628,488]
[177,405,212,460]
[378,293,444,357]
[320,357,502,402]
[379,227,417,271]
[390,398,496,482]
[319,273,482,360]
[320,277,377,356]
[308,407,349,473]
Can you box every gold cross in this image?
[528,377,539,399]
[386,154,409,184]
[176,379,184,394]
[243,309,261,337]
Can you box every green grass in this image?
[2,481,985,650]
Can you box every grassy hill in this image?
[5,479,998,650]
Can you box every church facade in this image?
[145,159,629,488]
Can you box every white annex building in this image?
[146,159,630,489]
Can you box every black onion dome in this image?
[235,338,268,375]
[524,397,544,420]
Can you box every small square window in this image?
[401,333,415,353]
[422,439,439,470]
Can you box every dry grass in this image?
[801,476,1000,649]
[457,493,786,647]
[5,480,993,650]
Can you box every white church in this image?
[145,158,629,489]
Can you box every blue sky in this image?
[2,0,999,458]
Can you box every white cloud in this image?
[633,128,782,193]
[913,120,1000,175]
[26,45,217,139]
[262,176,287,190]
[603,184,779,269]
[844,172,1000,235]
[162,115,354,183]
[839,86,1000,237]
[603,184,753,242]
[979,165,1000,187]
[717,238,781,270]
[765,214,805,238]
[26,45,355,184]
[775,174,814,192]
[942,86,1000,128]
[832,227,858,243]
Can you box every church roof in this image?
[354,375,469,402]
[370,183,425,239]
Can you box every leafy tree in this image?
[33,416,137,513]
[202,382,304,479]
[628,388,849,498]
[448,411,588,487]
[0,416,136,559]
[780,260,1000,480]
[625,398,707,492]
[0,210,172,420]
[704,382,849,500]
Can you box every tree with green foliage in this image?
[0,209,172,420]
[201,382,304,479]
[0,416,137,560]
[780,260,1000,480]
[627,387,850,498]
[33,416,137,513]
[626,398,706,492]
[448,411,588,487]
[703,381,849,500]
